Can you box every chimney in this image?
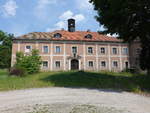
[68,18,75,32]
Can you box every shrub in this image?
[9,67,27,77]
[15,50,42,74]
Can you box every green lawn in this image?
[0,69,150,93]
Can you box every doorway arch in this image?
[71,59,79,70]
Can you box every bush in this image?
[9,67,27,77]
[15,50,42,74]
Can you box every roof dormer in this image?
[53,33,62,38]
[85,34,92,39]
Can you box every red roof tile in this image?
[15,30,122,42]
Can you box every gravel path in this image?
[0,88,150,113]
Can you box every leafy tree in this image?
[0,30,13,68]
[15,50,42,74]
[90,0,150,74]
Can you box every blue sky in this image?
[0,0,104,36]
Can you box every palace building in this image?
[11,19,140,71]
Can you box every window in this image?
[55,61,60,68]
[123,48,128,55]
[85,34,92,39]
[136,48,141,55]
[55,46,61,53]
[88,47,93,54]
[25,45,31,53]
[43,46,48,53]
[112,48,117,54]
[100,47,105,54]
[53,33,62,38]
[43,61,48,68]
[125,62,129,69]
[89,61,93,67]
[72,47,77,53]
[113,61,118,68]
[101,61,106,67]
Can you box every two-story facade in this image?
[11,19,140,72]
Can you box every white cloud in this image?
[107,33,119,37]
[55,21,66,29]
[59,10,85,22]
[74,14,85,22]
[46,10,85,32]
[59,10,73,20]
[99,25,106,31]
[37,0,57,9]
[76,0,93,10]
[1,0,18,17]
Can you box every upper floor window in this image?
[100,47,105,54]
[42,61,48,68]
[25,45,31,53]
[43,46,48,53]
[53,33,62,38]
[72,47,77,53]
[101,61,106,67]
[122,48,128,55]
[136,48,141,55]
[89,61,94,67]
[55,46,61,53]
[55,61,60,68]
[88,47,93,54]
[85,34,92,39]
[112,48,117,54]
[113,61,118,68]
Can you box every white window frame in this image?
[55,46,61,53]
[112,60,119,68]
[54,60,61,68]
[88,60,94,68]
[122,47,128,55]
[112,47,118,55]
[42,45,49,53]
[101,61,107,68]
[87,46,93,54]
[100,47,106,54]
[71,46,78,54]
[42,61,49,69]
[25,45,32,53]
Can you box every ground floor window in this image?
[88,61,94,67]
[101,61,106,67]
[43,61,48,68]
[113,61,118,68]
[55,61,60,68]
[125,61,129,69]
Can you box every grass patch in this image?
[0,69,150,93]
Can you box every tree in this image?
[15,50,42,74]
[0,30,13,68]
[90,0,150,74]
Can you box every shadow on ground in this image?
[41,71,150,92]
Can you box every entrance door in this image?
[71,59,79,70]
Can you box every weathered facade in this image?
[11,19,140,72]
